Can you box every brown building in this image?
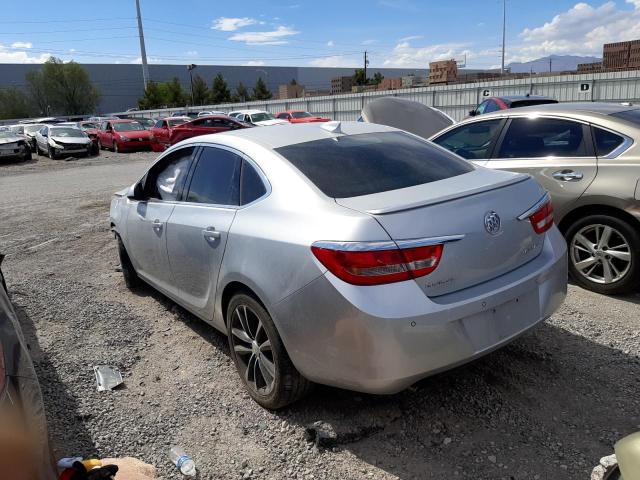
[603,41,631,70]
[577,62,602,73]
[378,77,403,90]
[331,76,353,94]
[278,84,305,99]
[429,60,458,84]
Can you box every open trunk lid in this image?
[336,169,547,296]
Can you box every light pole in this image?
[187,64,197,105]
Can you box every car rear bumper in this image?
[271,227,567,394]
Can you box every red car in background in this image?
[275,110,330,123]
[97,119,153,152]
[168,115,250,145]
[149,116,191,151]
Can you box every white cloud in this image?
[399,35,422,42]
[11,41,32,49]
[212,17,260,32]
[327,40,335,47]
[229,26,299,45]
[0,44,49,63]
[383,41,471,67]
[244,60,266,66]
[309,55,359,68]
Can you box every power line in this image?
[0,17,135,24]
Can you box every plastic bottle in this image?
[169,446,196,476]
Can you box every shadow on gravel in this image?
[0,156,39,167]
[13,304,97,459]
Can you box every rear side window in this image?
[610,109,640,126]
[433,119,503,160]
[149,147,195,201]
[241,161,267,205]
[186,147,241,205]
[275,132,473,198]
[497,118,587,158]
[593,127,625,157]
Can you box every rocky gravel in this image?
[1,149,639,479]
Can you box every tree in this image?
[232,81,250,102]
[372,72,384,85]
[0,87,34,119]
[252,77,272,100]
[138,81,165,110]
[162,77,187,107]
[26,57,101,115]
[352,68,367,86]
[191,74,209,105]
[210,73,231,104]
[290,78,298,85]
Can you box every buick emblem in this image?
[484,211,501,235]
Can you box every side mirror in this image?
[468,110,477,117]
[127,182,144,200]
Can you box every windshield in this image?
[113,122,145,132]
[50,127,86,137]
[139,118,155,128]
[291,111,313,118]
[24,124,45,134]
[168,118,188,127]
[275,131,473,198]
[250,112,276,122]
[80,122,99,130]
[8,125,24,133]
[0,131,18,139]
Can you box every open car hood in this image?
[361,97,454,139]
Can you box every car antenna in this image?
[321,121,343,134]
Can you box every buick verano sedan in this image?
[110,122,567,408]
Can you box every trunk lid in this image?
[336,168,546,296]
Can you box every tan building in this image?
[603,42,631,70]
[278,84,305,99]
[577,62,602,73]
[378,77,403,90]
[429,60,458,84]
[331,76,353,94]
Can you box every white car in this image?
[34,125,92,159]
[230,109,288,127]
[197,110,227,117]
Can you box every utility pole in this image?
[549,57,552,73]
[501,0,506,75]
[187,64,197,105]
[135,0,150,89]
[364,51,369,84]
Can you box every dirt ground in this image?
[0,149,638,479]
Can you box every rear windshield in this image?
[509,99,558,108]
[275,132,473,198]
[610,109,640,126]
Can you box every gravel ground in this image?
[0,150,639,480]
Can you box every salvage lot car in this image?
[167,115,250,145]
[110,121,567,409]
[469,95,558,117]
[431,102,640,295]
[97,119,153,153]
[149,116,191,151]
[0,129,32,162]
[0,255,56,479]
[34,125,92,159]
[275,110,330,123]
[229,110,288,126]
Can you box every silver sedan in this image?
[110,122,567,409]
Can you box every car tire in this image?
[113,141,119,153]
[48,146,57,159]
[117,236,139,289]
[565,214,640,295]
[227,293,312,409]
[24,149,32,161]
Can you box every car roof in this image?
[237,109,268,115]
[494,95,555,102]
[110,119,140,123]
[480,101,639,117]
[163,116,191,121]
[175,121,398,150]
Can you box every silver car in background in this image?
[34,125,92,159]
[110,122,567,409]
[431,102,640,295]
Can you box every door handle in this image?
[152,219,163,232]
[202,227,221,240]
[552,170,584,182]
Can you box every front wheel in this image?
[227,293,311,409]
[113,141,119,153]
[48,146,57,159]
[565,214,640,295]
[117,236,139,289]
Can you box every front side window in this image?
[291,112,312,119]
[475,100,489,115]
[149,147,195,201]
[593,127,625,157]
[497,118,587,158]
[433,119,503,160]
[186,147,242,205]
[154,120,163,128]
[168,119,188,127]
[483,100,501,113]
[275,131,473,198]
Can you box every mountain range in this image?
[508,55,601,73]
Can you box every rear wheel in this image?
[227,293,311,409]
[565,214,639,295]
[117,236,139,289]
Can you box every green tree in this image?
[191,74,210,105]
[162,77,187,107]
[290,78,298,85]
[26,57,101,115]
[352,68,367,86]
[372,72,384,85]
[138,81,165,109]
[0,87,34,119]
[231,81,250,102]
[252,77,272,100]
[210,73,231,104]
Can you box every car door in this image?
[36,127,48,150]
[165,145,243,317]
[124,146,196,293]
[155,120,170,146]
[484,116,598,219]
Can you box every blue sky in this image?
[1,1,639,68]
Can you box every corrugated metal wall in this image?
[122,70,640,122]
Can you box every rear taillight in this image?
[527,197,554,234]
[311,242,443,286]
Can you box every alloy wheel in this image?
[229,304,276,396]
[570,224,632,285]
